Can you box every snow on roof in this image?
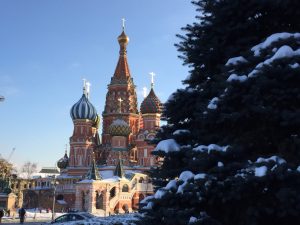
[173,129,190,135]
[153,139,180,153]
[225,56,248,66]
[227,74,248,82]
[207,97,219,110]
[99,170,114,179]
[251,32,300,56]
[255,166,268,177]
[78,179,95,183]
[193,144,229,153]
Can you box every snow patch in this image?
[189,216,199,224]
[290,62,300,68]
[255,166,268,177]
[264,45,300,65]
[194,173,206,180]
[177,181,188,194]
[227,74,248,82]
[143,201,154,210]
[218,162,224,167]
[193,144,229,153]
[251,32,300,56]
[256,156,286,165]
[179,171,195,182]
[207,97,219,110]
[153,139,180,153]
[225,56,248,66]
[165,180,177,190]
[154,189,166,199]
[140,196,154,205]
[173,129,190,135]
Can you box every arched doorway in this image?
[95,191,104,209]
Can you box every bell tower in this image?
[101,22,139,165]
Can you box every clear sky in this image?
[0,0,196,170]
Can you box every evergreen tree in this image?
[138,0,300,224]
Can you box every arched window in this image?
[110,187,116,199]
[81,191,86,211]
[122,204,129,213]
[95,191,104,209]
[122,184,129,192]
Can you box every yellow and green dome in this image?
[109,118,131,137]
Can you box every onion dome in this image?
[118,31,129,45]
[57,151,69,169]
[70,94,97,121]
[140,88,162,114]
[108,118,131,136]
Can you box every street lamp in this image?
[51,179,59,221]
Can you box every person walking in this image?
[0,208,4,223]
[18,207,26,224]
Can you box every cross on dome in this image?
[149,72,156,88]
[122,18,126,31]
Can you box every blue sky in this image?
[0,0,196,170]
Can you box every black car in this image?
[50,212,95,224]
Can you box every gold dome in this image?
[118,31,129,45]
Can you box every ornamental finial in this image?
[122,18,126,31]
[149,72,155,88]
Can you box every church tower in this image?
[68,80,100,175]
[101,24,139,165]
[137,75,162,167]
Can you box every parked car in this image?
[49,212,95,224]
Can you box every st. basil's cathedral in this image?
[53,26,162,215]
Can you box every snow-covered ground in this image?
[3,209,139,225]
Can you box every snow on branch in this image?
[207,97,219,110]
[153,139,180,153]
[251,32,300,56]
[225,56,248,66]
[193,144,229,153]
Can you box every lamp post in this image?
[51,179,59,221]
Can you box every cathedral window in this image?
[110,187,116,199]
[95,191,104,209]
[122,184,129,192]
